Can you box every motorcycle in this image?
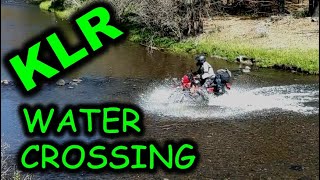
[169,70,232,104]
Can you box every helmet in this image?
[195,55,206,64]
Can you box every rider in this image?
[193,55,223,93]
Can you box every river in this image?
[1,1,319,179]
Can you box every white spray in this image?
[139,83,319,119]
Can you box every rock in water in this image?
[236,55,248,62]
[242,66,251,73]
[289,165,304,171]
[69,82,79,86]
[56,79,66,86]
[212,55,222,59]
[72,78,82,83]
[1,80,10,85]
[236,55,255,66]
[222,57,228,61]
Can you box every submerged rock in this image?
[69,82,79,86]
[72,78,82,83]
[289,164,304,171]
[235,55,255,66]
[1,80,10,85]
[242,66,251,73]
[236,55,247,61]
[56,79,66,86]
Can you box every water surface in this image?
[1,2,319,179]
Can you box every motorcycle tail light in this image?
[207,88,214,93]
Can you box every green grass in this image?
[54,8,77,19]
[39,0,77,19]
[39,1,52,11]
[128,29,319,74]
[171,39,319,74]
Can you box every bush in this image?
[1,141,33,180]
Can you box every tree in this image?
[309,0,319,16]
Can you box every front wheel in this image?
[195,88,209,103]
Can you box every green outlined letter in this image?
[87,145,107,169]
[79,108,101,133]
[47,33,88,69]
[103,107,120,134]
[150,144,173,169]
[109,145,129,169]
[42,144,60,169]
[23,108,54,134]
[57,109,77,133]
[76,7,123,51]
[131,145,147,169]
[9,42,59,91]
[21,145,39,169]
[62,145,85,170]
[175,144,196,170]
[123,108,140,133]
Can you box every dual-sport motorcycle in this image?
[169,69,232,103]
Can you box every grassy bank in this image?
[171,37,319,74]
[129,28,319,74]
[39,1,78,19]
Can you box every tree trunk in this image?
[309,0,319,16]
[278,0,285,14]
[177,0,204,37]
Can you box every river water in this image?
[1,1,319,179]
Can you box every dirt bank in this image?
[203,16,319,50]
[169,16,319,74]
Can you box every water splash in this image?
[139,83,319,119]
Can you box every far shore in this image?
[38,0,320,74]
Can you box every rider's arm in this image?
[193,66,203,75]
